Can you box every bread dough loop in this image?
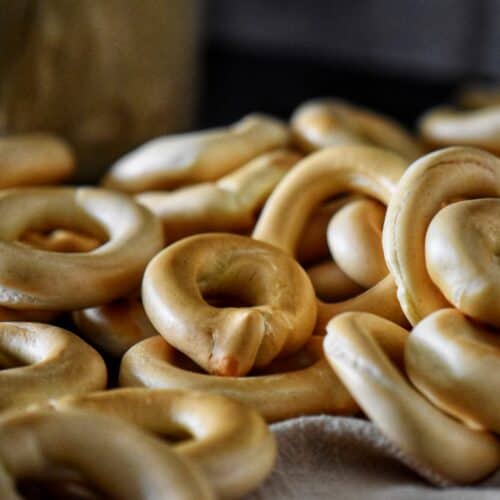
[50,388,276,499]
[142,233,317,376]
[291,99,423,160]
[0,134,74,188]
[0,322,106,411]
[383,146,500,325]
[324,312,500,485]
[253,145,408,332]
[0,187,163,310]
[0,410,214,500]
[102,114,290,192]
[119,335,358,422]
[137,149,300,242]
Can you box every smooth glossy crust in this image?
[324,312,500,485]
[419,106,500,154]
[0,410,214,500]
[253,145,408,329]
[291,99,423,160]
[73,296,157,357]
[119,336,358,422]
[142,233,317,376]
[103,114,290,192]
[406,309,500,433]
[0,187,163,310]
[0,322,106,411]
[383,146,500,325]
[51,388,276,499]
[0,133,75,188]
[137,149,300,242]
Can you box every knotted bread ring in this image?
[324,312,500,485]
[0,133,74,188]
[383,146,500,326]
[0,187,163,310]
[0,323,106,411]
[50,388,276,499]
[291,99,423,160]
[102,114,290,192]
[0,410,214,499]
[119,336,358,422]
[253,145,408,332]
[137,149,300,242]
[142,233,317,376]
[418,105,500,155]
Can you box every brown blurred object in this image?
[0,0,201,182]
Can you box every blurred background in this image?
[1,0,499,180]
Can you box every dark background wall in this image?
[199,0,500,129]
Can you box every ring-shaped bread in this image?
[0,133,74,188]
[0,322,106,411]
[324,312,500,485]
[50,388,276,499]
[119,335,358,422]
[73,296,157,358]
[327,198,388,288]
[0,410,214,500]
[142,233,317,376]
[102,114,290,192]
[252,145,408,331]
[291,99,423,160]
[0,187,163,310]
[137,149,300,242]
[418,106,500,155]
[405,309,500,434]
[383,146,500,326]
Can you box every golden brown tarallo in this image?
[142,233,317,376]
[50,388,276,499]
[120,336,358,422]
[102,114,290,192]
[253,145,409,333]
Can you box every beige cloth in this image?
[246,415,500,499]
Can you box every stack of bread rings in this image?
[0,96,499,498]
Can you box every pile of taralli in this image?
[0,94,499,499]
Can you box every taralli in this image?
[73,295,157,357]
[307,261,364,302]
[406,309,500,433]
[136,149,300,242]
[0,323,106,411]
[296,195,360,265]
[383,146,500,326]
[142,233,317,376]
[0,187,163,310]
[102,114,290,192]
[0,133,75,188]
[327,198,388,288]
[120,336,358,422]
[425,199,500,326]
[324,312,500,485]
[418,106,500,155]
[253,145,408,331]
[50,388,276,499]
[291,99,423,160]
[0,410,214,500]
